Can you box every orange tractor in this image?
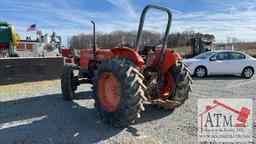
[61,5,192,127]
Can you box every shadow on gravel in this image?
[135,104,174,125]
[126,104,174,136]
[0,91,174,143]
[192,75,244,80]
[0,91,121,143]
[73,91,94,100]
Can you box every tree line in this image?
[68,30,215,50]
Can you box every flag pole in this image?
[35,22,37,40]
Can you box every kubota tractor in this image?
[61,5,192,127]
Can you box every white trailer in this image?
[16,31,61,57]
[216,44,234,51]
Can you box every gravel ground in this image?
[0,75,255,144]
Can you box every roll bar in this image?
[135,4,172,68]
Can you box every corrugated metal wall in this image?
[0,57,63,85]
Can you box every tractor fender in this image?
[152,48,181,74]
[111,48,144,69]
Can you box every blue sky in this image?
[1,0,256,46]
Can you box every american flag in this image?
[26,24,36,32]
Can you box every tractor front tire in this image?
[169,61,192,103]
[61,65,78,100]
[93,57,147,127]
[153,60,192,109]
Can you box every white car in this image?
[182,50,256,78]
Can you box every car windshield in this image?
[194,51,217,59]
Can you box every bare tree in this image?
[69,30,215,49]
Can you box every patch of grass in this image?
[0,86,29,94]
[0,80,60,95]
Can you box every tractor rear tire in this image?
[61,65,78,100]
[93,57,147,127]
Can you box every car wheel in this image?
[195,66,207,78]
[242,67,254,79]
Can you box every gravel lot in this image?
[0,75,255,144]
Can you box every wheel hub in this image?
[196,68,205,77]
[244,69,253,78]
[97,72,121,112]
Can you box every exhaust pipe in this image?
[91,21,96,61]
